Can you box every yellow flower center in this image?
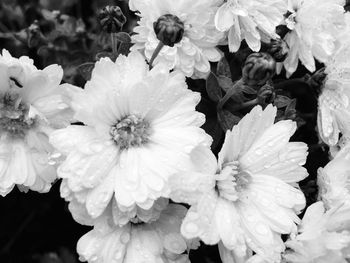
[0,92,36,139]
[110,115,151,150]
[216,161,252,202]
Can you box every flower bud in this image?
[242,52,276,87]
[153,14,185,47]
[266,39,289,62]
[98,6,126,33]
[27,20,46,48]
[257,82,275,106]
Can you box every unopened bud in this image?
[27,21,46,48]
[242,52,276,87]
[153,14,184,47]
[257,82,275,106]
[98,6,126,33]
[266,39,289,62]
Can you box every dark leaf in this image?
[217,110,240,131]
[242,85,257,95]
[115,32,131,43]
[217,56,231,78]
[274,95,291,108]
[206,72,222,102]
[77,62,95,81]
[217,76,233,92]
[117,42,133,56]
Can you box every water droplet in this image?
[114,249,123,260]
[255,149,263,155]
[255,223,269,235]
[120,232,130,244]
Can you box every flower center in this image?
[215,161,252,202]
[0,92,36,139]
[110,115,151,150]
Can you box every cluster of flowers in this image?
[1,0,350,262]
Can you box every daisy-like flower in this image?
[61,179,170,227]
[129,0,224,78]
[318,143,350,210]
[0,49,77,196]
[50,51,211,224]
[169,104,308,261]
[317,80,350,146]
[215,0,287,53]
[284,201,350,263]
[76,203,193,263]
[282,0,345,77]
[317,17,350,147]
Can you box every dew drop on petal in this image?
[255,223,269,235]
[120,232,131,244]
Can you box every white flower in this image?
[169,104,308,261]
[283,0,345,77]
[61,179,170,227]
[77,203,192,263]
[317,14,350,147]
[317,80,350,146]
[284,201,350,263]
[129,0,223,78]
[0,49,77,196]
[50,51,211,223]
[215,0,287,52]
[318,143,350,210]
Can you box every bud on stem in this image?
[149,14,185,69]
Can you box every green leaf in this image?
[217,110,240,131]
[274,95,291,108]
[115,32,131,43]
[206,73,222,102]
[217,76,233,92]
[117,42,133,56]
[217,56,231,78]
[77,62,95,81]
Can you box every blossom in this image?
[76,203,193,263]
[0,49,77,196]
[318,143,350,210]
[284,201,350,263]
[50,51,211,224]
[129,0,223,78]
[215,0,287,53]
[282,0,345,77]
[61,179,170,227]
[317,13,350,146]
[169,104,308,261]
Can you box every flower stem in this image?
[217,79,244,110]
[149,41,164,70]
[111,32,118,54]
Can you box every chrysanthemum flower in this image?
[317,19,350,146]
[215,0,287,53]
[284,201,350,263]
[282,0,345,77]
[317,82,350,146]
[61,179,170,227]
[0,49,77,196]
[318,143,350,210]
[169,104,308,261]
[129,0,224,78]
[76,203,193,263]
[50,51,211,223]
